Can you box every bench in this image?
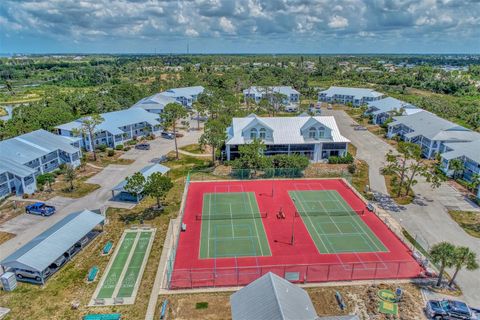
[102,241,113,255]
[87,266,99,282]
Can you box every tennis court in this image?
[199,190,271,259]
[90,228,155,306]
[289,189,387,254]
[170,179,425,289]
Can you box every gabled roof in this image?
[390,111,474,140]
[0,156,36,177]
[367,97,419,115]
[159,86,204,98]
[112,164,170,192]
[241,116,274,134]
[227,115,349,145]
[319,86,383,99]
[442,140,480,163]
[300,117,331,133]
[131,93,178,111]
[56,108,160,136]
[243,86,300,96]
[0,129,79,165]
[1,210,104,272]
[230,272,317,320]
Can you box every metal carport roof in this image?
[1,210,104,272]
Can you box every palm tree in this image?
[448,246,479,287]
[429,242,456,287]
[449,158,464,180]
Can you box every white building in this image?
[225,114,349,162]
[130,93,179,115]
[0,129,82,197]
[159,86,205,107]
[318,86,384,106]
[55,108,161,151]
[243,86,301,105]
[387,111,480,159]
[365,97,421,125]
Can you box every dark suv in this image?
[425,299,477,319]
[135,143,151,150]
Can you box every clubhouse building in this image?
[225,114,349,162]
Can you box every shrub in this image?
[127,140,137,146]
[328,152,354,164]
[115,144,124,150]
[348,163,357,174]
[107,149,115,157]
[124,146,131,151]
[96,144,107,152]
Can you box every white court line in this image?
[246,192,265,256]
[293,190,334,254]
[229,203,235,238]
[207,193,212,257]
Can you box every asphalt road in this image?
[326,109,480,306]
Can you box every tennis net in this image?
[295,209,364,217]
[196,212,268,220]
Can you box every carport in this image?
[111,164,170,203]
[0,210,105,285]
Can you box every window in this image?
[318,126,325,138]
[250,128,258,139]
[308,127,317,139]
[259,128,266,139]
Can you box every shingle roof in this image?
[367,97,419,115]
[390,111,474,140]
[1,210,104,272]
[226,115,349,145]
[230,272,317,320]
[112,164,170,192]
[159,86,204,98]
[131,93,178,112]
[319,86,383,99]
[442,140,480,163]
[56,108,160,136]
[0,129,79,165]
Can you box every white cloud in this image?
[219,16,236,34]
[328,15,349,29]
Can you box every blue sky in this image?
[1,0,479,54]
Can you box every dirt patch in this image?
[158,282,425,320]
[0,231,15,245]
[0,200,30,224]
[448,210,480,238]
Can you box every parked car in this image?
[161,132,174,139]
[354,125,367,131]
[425,299,478,320]
[25,202,56,216]
[15,269,42,282]
[135,143,151,150]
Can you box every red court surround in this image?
[170,179,425,289]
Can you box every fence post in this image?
[350,263,355,280]
[327,264,331,281]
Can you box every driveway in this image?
[327,109,480,306]
[0,128,202,261]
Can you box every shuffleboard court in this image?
[289,189,387,254]
[90,228,155,306]
[199,192,271,259]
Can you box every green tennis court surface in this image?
[91,228,155,305]
[289,190,387,254]
[199,192,271,259]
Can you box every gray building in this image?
[243,86,301,105]
[318,86,384,106]
[365,97,421,125]
[0,210,104,284]
[0,129,82,198]
[230,272,318,320]
[387,111,480,159]
[55,108,161,151]
[130,93,179,115]
[158,86,205,107]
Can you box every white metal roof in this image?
[390,111,475,141]
[0,156,36,177]
[131,93,179,112]
[367,97,419,115]
[159,86,204,99]
[230,272,317,320]
[442,140,480,163]
[319,86,383,99]
[0,129,79,165]
[243,86,300,96]
[56,108,160,136]
[1,210,104,272]
[112,164,170,192]
[226,115,349,145]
